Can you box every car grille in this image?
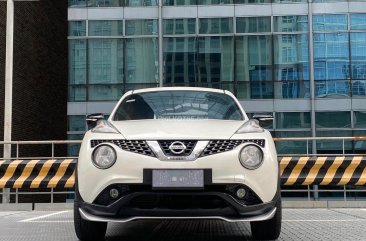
[158,140,197,156]
[90,140,155,157]
[200,139,265,157]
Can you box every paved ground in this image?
[0,209,365,241]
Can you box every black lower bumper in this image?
[76,184,280,221]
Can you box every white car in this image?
[74,87,281,241]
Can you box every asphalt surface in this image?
[0,209,365,241]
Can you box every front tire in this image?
[74,197,107,241]
[250,199,282,240]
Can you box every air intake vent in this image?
[200,139,265,157]
[91,140,155,157]
[158,140,197,156]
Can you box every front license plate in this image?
[152,169,204,188]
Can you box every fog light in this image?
[236,188,246,199]
[109,188,119,199]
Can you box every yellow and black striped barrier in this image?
[0,157,366,189]
[0,159,76,189]
[280,156,366,186]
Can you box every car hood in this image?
[110,120,245,140]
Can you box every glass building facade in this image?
[68,0,366,157]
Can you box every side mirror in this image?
[86,113,104,130]
[252,114,273,128]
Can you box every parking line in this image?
[19,210,70,222]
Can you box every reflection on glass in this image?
[273,0,307,2]
[68,116,85,131]
[350,14,366,30]
[125,38,159,83]
[352,80,366,97]
[125,0,158,6]
[69,21,86,36]
[164,38,197,84]
[314,33,349,82]
[88,39,123,84]
[88,0,124,6]
[236,35,272,82]
[198,0,233,4]
[274,131,312,155]
[69,40,87,85]
[199,18,233,34]
[316,111,351,128]
[274,16,308,32]
[274,34,309,98]
[315,80,350,97]
[236,17,271,33]
[351,33,366,83]
[69,0,87,7]
[276,112,311,129]
[126,19,158,36]
[354,112,366,128]
[198,37,234,82]
[88,85,124,101]
[313,14,347,31]
[69,86,87,101]
[316,130,352,154]
[234,0,271,3]
[89,21,123,36]
[163,0,196,5]
[163,19,196,35]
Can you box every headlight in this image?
[92,145,117,169]
[239,145,263,170]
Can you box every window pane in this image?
[69,40,87,85]
[68,116,85,132]
[236,17,271,33]
[125,38,159,83]
[88,39,123,84]
[88,0,124,6]
[163,19,196,35]
[199,18,233,34]
[276,112,311,129]
[314,33,349,80]
[164,38,197,84]
[313,14,347,31]
[163,0,196,5]
[316,130,352,154]
[198,0,233,4]
[250,81,273,99]
[69,86,87,101]
[198,36,234,82]
[316,111,351,128]
[88,84,124,101]
[274,16,308,32]
[354,111,366,128]
[315,80,350,97]
[89,21,123,36]
[351,33,366,80]
[236,35,272,82]
[234,0,271,3]
[273,0,307,2]
[274,131,312,155]
[68,134,84,157]
[69,21,86,36]
[69,0,87,7]
[350,14,366,30]
[126,0,158,6]
[126,20,158,36]
[313,0,347,2]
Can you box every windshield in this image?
[113,91,244,121]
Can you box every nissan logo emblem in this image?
[169,141,187,155]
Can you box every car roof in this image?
[130,87,226,95]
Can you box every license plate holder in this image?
[152,169,204,189]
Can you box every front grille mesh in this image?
[158,140,197,156]
[90,140,155,157]
[201,139,265,157]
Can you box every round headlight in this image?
[239,145,263,170]
[92,145,117,169]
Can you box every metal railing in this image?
[0,137,365,203]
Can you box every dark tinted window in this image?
[113,91,243,121]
